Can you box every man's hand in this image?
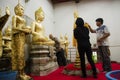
[85,22,96,33]
[98,33,110,42]
[97,38,103,42]
[84,23,89,29]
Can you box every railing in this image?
[67,47,77,63]
[67,45,120,63]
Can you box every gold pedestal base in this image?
[74,52,81,68]
[18,73,32,80]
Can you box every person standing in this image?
[88,18,112,72]
[74,18,97,78]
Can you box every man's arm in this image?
[98,26,110,42]
[86,23,96,33]
[98,27,110,42]
[98,33,110,42]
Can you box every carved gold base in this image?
[74,63,81,68]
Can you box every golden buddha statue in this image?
[3,25,12,50]
[4,26,11,38]
[73,10,79,47]
[2,25,12,57]
[31,7,54,45]
[64,34,69,58]
[73,11,81,68]
[59,34,65,48]
[11,1,31,80]
[0,7,10,57]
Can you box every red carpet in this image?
[30,62,120,80]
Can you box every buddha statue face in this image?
[60,34,64,40]
[5,26,11,36]
[14,4,24,16]
[64,35,68,40]
[35,7,45,22]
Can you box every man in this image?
[49,34,67,66]
[88,18,112,72]
[74,18,97,78]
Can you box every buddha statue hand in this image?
[6,7,10,16]
[13,27,31,34]
[23,28,32,34]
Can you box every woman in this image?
[74,17,97,78]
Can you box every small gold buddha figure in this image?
[74,10,79,20]
[64,34,69,58]
[2,26,12,57]
[60,34,65,46]
[3,25,12,49]
[0,7,10,57]
[31,7,54,45]
[11,1,31,80]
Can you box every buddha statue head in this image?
[14,2,24,16]
[74,10,79,19]
[60,34,64,40]
[35,7,45,22]
[4,25,11,37]
[64,34,68,40]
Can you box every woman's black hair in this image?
[75,17,84,27]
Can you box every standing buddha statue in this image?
[72,10,79,47]
[72,11,81,68]
[59,34,65,48]
[64,34,69,58]
[11,1,32,80]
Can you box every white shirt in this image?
[96,25,110,46]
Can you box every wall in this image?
[25,0,54,35]
[54,0,120,62]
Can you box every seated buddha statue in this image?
[31,7,54,45]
